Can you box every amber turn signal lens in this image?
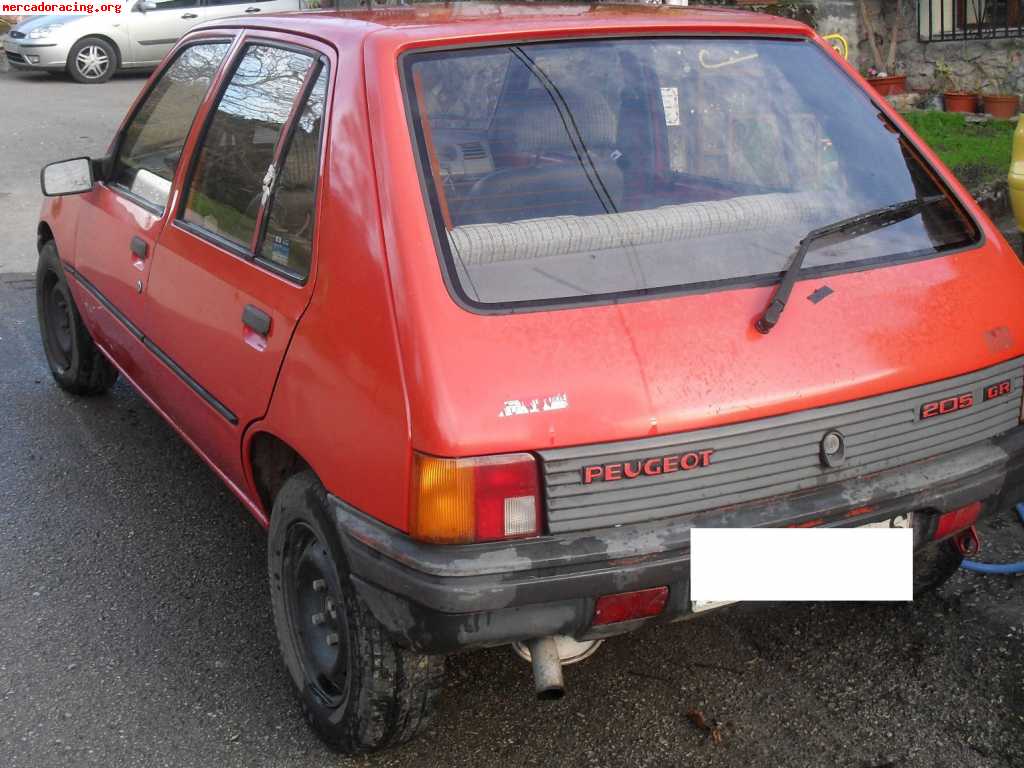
[410,454,476,543]
[410,452,541,544]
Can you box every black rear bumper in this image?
[329,425,1024,654]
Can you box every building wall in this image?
[858,0,1024,93]
[817,0,862,63]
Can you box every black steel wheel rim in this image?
[43,278,73,371]
[282,521,349,709]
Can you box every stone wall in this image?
[858,0,1024,94]
[817,0,862,63]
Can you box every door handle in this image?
[130,235,148,260]
[244,6,260,11]
[181,12,198,18]
[242,304,271,336]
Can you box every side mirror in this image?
[135,1,158,12]
[40,157,95,197]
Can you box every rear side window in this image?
[405,39,978,310]
[258,68,329,280]
[112,42,230,210]
[183,45,316,249]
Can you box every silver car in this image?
[2,0,302,83]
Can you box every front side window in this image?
[112,41,230,209]
[183,45,315,248]
[405,38,978,309]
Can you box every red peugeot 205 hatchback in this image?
[34,3,1024,753]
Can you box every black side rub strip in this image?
[63,263,239,425]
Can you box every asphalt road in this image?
[2,64,1024,768]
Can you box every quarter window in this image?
[183,45,315,249]
[112,42,229,210]
[257,68,328,281]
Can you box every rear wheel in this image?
[35,240,118,395]
[268,472,445,753]
[68,37,116,84]
[913,540,963,596]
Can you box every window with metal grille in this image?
[918,0,1023,41]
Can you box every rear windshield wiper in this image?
[754,194,947,334]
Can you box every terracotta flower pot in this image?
[982,94,1020,119]
[944,92,978,113]
[867,74,907,96]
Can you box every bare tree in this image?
[858,0,903,74]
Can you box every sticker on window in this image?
[269,235,291,266]
[660,87,680,127]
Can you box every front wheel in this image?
[36,241,118,395]
[268,472,446,753]
[67,37,116,83]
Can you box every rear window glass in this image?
[404,38,978,310]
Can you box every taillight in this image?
[410,452,541,543]
[932,501,982,541]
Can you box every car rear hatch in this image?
[385,32,1024,530]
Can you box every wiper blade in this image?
[754,194,946,334]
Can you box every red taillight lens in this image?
[592,587,669,626]
[933,501,982,541]
[410,452,541,543]
[473,456,540,541]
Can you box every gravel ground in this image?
[1,64,1023,768]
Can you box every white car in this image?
[3,0,303,83]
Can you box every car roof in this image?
[193,2,815,45]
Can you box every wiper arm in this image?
[754,194,946,334]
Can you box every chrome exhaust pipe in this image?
[526,636,565,700]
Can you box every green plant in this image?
[934,60,965,93]
[982,76,1017,97]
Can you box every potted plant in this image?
[858,0,907,95]
[936,60,978,113]
[981,77,1020,119]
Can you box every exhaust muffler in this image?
[513,635,603,700]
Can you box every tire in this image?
[913,539,963,596]
[268,471,445,754]
[35,240,118,395]
[67,37,116,84]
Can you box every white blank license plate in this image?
[690,521,913,606]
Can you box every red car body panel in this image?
[246,23,416,531]
[39,5,1024,537]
